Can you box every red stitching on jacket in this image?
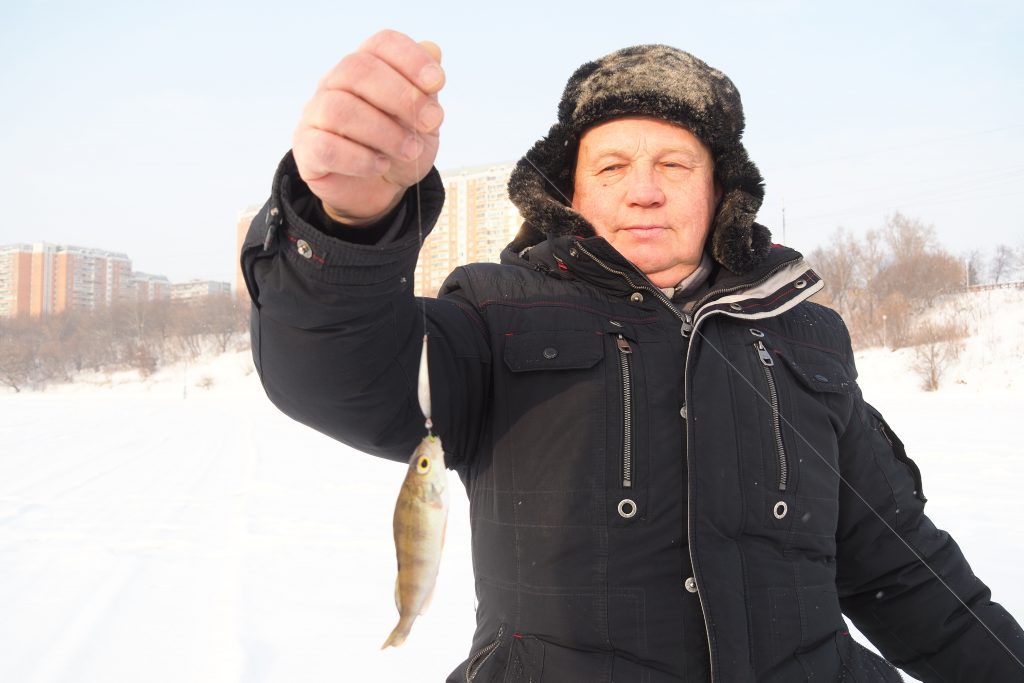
[283,233,326,265]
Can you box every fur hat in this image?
[507,44,772,275]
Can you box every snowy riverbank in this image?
[1,290,1022,682]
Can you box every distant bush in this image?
[908,322,967,391]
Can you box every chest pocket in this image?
[499,330,607,500]
[503,330,604,372]
[756,340,855,553]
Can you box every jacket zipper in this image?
[465,625,505,682]
[616,334,634,488]
[754,340,788,491]
[571,240,810,683]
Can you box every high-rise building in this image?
[236,205,261,299]
[0,243,133,317]
[0,244,33,318]
[130,272,171,302]
[414,162,522,297]
[171,279,231,302]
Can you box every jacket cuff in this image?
[265,150,445,286]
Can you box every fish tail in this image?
[381,616,414,649]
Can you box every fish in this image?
[381,432,449,649]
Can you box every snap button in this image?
[814,374,830,383]
[794,279,807,289]
[617,498,637,519]
[773,501,788,520]
[729,303,743,311]
[629,292,644,303]
[684,577,697,593]
[568,247,579,258]
[542,347,558,360]
[749,328,765,338]
[679,405,687,419]
[296,239,313,259]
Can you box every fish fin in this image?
[394,575,403,613]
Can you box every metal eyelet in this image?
[794,279,807,289]
[617,498,637,519]
[729,303,743,311]
[773,501,788,520]
[609,320,623,327]
[749,328,765,338]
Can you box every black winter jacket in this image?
[241,153,1024,682]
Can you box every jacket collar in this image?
[501,228,819,317]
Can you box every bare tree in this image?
[0,319,33,392]
[965,249,986,287]
[990,244,1017,284]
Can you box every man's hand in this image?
[292,30,445,225]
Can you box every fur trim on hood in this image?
[507,44,772,275]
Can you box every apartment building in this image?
[413,162,522,297]
[131,272,172,302]
[0,243,133,317]
[171,279,231,302]
[0,244,32,318]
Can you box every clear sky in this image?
[1,0,1021,284]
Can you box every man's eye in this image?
[600,164,624,173]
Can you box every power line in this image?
[780,124,1024,170]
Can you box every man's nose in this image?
[625,166,665,207]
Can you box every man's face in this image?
[572,117,721,288]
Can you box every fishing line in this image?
[412,95,433,436]
[519,147,1023,671]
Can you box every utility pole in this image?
[781,199,787,245]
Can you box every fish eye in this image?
[417,456,431,473]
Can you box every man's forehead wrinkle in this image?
[582,133,705,165]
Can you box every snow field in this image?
[1,288,1022,681]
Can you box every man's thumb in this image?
[419,40,442,64]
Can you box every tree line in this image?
[2,214,1020,393]
[809,213,1024,390]
[0,295,249,392]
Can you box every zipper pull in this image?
[680,313,694,337]
[755,340,774,366]
[616,334,632,354]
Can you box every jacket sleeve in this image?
[239,151,491,468]
[834,351,1024,680]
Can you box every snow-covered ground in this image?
[1,289,1022,682]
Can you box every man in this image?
[241,30,1024,681]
